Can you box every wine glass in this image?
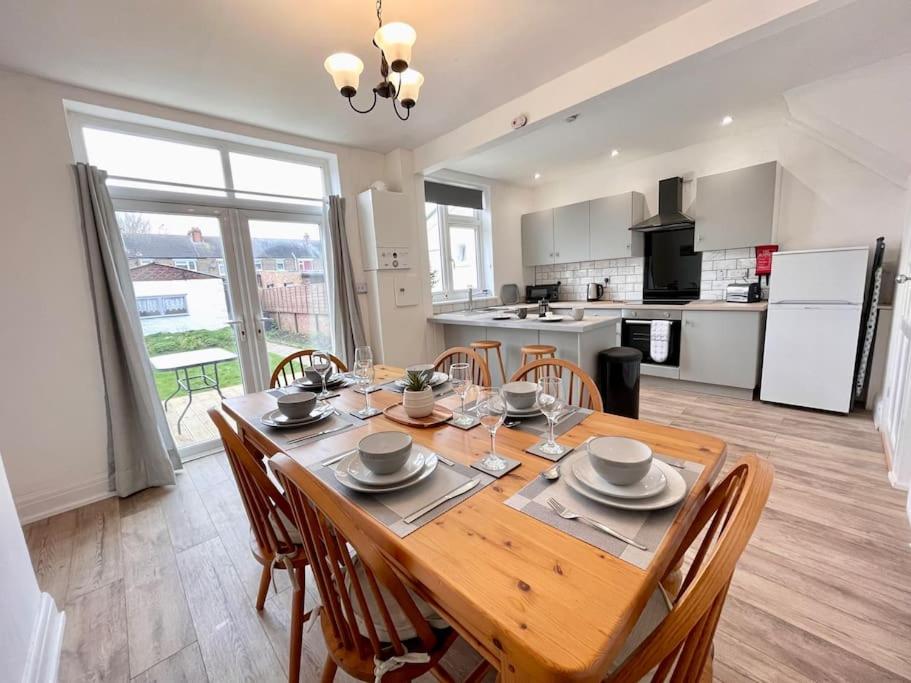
[353,359,376,417]
[475,387,507,471]
[449,362,473,426]
[537,376,566,456]
[311,351,333,400]
[354,345,372,366]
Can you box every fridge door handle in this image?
[771,299,860,306]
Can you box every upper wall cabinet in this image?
[692,161,779,252]
[590,191,646,261]
[521,209,555,267]
[554,201,590,264]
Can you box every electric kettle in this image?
[586,282,604,301]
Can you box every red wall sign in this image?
[755,244,778,277]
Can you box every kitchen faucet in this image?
[467,286,474,311]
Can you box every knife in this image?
[403,477,481,524]
[285,423,349,445]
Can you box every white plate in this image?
[334,450,438,493]
[346,451,426,486]
[565,459,686,511]
[260,403,334,428]
[394,371,448,388]
[571,457,667,500]
[293,375,346,389]
[540,316,565,323]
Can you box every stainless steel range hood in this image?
[630,177,694,232]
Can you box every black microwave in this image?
[526,283,560,302]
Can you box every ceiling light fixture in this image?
[721,115,734,126]
[324,0,422,121]
[565,114,580,123]
[610,149,620,158]
[534,172,542,180]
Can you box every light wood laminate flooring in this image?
[24,384,911,681]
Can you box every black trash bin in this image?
[597,347,642,419]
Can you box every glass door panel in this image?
[238,213,335,382]
[114,206,253,457]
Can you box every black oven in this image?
[621,309,682,366]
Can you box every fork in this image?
[546,497,647,550]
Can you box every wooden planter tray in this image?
[383,403,453,428]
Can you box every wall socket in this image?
[355,282,368,294]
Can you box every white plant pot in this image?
[403,388,435,418]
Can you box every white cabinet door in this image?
[554,201,590,264]
[680,311,764,388]
[768,248,868,305]
[521,209,555,266]
[590,192,645,260]
[692,162,777,252]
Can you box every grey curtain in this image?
[74,163,179,496]
[327,195,367,366]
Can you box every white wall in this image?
[531,122,907,269]
[0,67,384,521]
[133,279,229,334]
[0,453,64,682]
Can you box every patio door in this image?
[113,200,259,459]
[233,208,335,386]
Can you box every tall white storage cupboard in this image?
[760,247,869,413]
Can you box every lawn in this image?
[144,327,286,400]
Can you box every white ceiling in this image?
[447,0,911,186]
[0,0,711,153]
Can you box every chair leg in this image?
[255,562,272,611]
[288,573,305,683]
[320,655,338,683]
[495,347,507,385]
[465,660,493,683]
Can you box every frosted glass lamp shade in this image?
[395,69,424,108]
[374,22,416,72]
[324,53,364,97]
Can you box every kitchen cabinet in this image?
[521,209,555,266]
[554,201,590,263]
[590,192,646,260]
[692,161,778,252]
[680,310,764,389]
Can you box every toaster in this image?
[725,282,761,303]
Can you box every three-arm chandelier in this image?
[324,0,424,121]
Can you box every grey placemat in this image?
[505,451,703,569]
[470,454,521,478]
[308,446,494,537]
[264,410,365,447]
[508,408,591,437]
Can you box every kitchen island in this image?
[429,310,620,382]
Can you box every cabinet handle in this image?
[697,234,704,242]
[556,252,560,257]
[664,312,670,318]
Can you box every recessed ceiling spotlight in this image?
[565,113,580,123]
[610,149,620,158]
[721,115,734,126]
[534,172,542,180]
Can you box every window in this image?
[275,259,286,272]
[425,201,488,300]
[255,259,263,272]
[229,152,324,206]
[297,258,313,272]
[217,259,227,276]
[172,259,198,271]
[136,295,188,317]
[138,258,154,266]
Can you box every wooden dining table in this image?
[222,365,726,682]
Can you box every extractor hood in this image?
[630,176,694,231]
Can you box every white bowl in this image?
[357,431,413,474]
[586,436,653,486]
[406,363,435,383]
[276,391,317,419]
[502,381,539,410]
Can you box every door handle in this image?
[226,318,247,339]
[897,274,910,284]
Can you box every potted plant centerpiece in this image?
[402,369,435,418]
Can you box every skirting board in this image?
[21,593,65,683]
[15,473,113,525]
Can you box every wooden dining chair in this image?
[207,408,312,682]
[433,346,492,387]
[511,357,604,412]
[270,349,349,388]
[271,453,491,683]
[604,454,774,682]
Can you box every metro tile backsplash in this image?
[534,248,762,302]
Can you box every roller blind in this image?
[424,181,483,210]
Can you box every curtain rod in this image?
[105,175,329,203]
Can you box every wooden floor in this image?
[24,383,911,682]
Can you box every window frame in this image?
[275,259,286,272]
[136,294,189,318]
[425,202,489,302]
[172,258,198,271]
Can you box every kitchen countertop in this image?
[428,311,620,333]
[525,299,769,312]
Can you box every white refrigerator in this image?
[760,247,869,413]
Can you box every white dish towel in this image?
[650,320,670,364]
